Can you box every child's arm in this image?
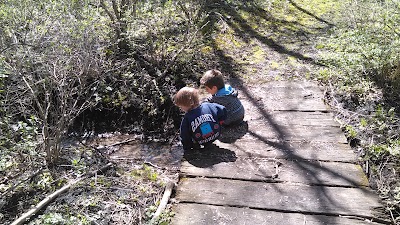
[214,104,227,124]
[180,117,193,150]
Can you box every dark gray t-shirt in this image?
[205,85,245,125]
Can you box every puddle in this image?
[88,132,184,170]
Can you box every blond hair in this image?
[200,69,225,89]
[173,87,200,108]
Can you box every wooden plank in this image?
[221,121,347,143]
[218,120,344,145]
[243,98,329,112]
[181,158,369,187]
[214,139,357,162]
[241,82,328,111]
[245,111,340,127]
[256,81,325,90]
[244,81,325,100]
[176,178,383,218]
[172,203,382,225]
[242,123,347,143]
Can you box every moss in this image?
[270,61,280,70]
[200,46,213,54]
[214,29,245,50]
[251,46,265,63]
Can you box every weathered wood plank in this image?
[172,203,382,225]
[176,178,383,218]
[243,98,329,112]
[241,123,347,143]
[241,82,328,111]
[245,111,340,127]
[244,81,325,100]
[173,81,384,224]
[181,159,369,187]
[214,139,357,162]
[254,81,325,90]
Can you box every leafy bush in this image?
[0,0,214,163]
[73,0,213,138]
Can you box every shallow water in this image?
[68,123,247,170]
[87,132,184,169]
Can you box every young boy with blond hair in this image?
[200,69,245,126]
[174,87,227,151]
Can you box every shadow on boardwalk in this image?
[176,81,387,224]
[183,144,237,168]
[218,121,249,143]
[226,84,386,222]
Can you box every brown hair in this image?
[200,69,225,90]
[173,87,200,108]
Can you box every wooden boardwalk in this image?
[171,81,386,225]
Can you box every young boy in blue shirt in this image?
[200,69,245,126]
[174,87,227,151]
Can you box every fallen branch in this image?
[109,156,142,161]
[11,163,113,225]
[106,138,139,148]
[150,181,175,224]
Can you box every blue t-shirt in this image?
[180,102,227,150]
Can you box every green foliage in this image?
[0,0,110,164]
[30,172,55,191]
[367,139,400,161]
[344,125,357,140]
[29,212,89,225]
[145,205,158,219]
[71,158,86,174]
[146,208,175,225]
[0,154,13,172]
[0,116,41,173]
[316,0,400,101]
[311,1,400,221]
[156,210,175,225]
[130,164,158,182]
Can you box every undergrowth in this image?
[315,0,400,222]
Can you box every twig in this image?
[99,0,116,22]
[274,161,280,178]
[109,156,142,161]
[150,181,175,224]
[389,208,395,224]
[104,138,138,148]
[144,161,163,170]
[386,24,400,37]
[338,215,374,222]
[10,163,113,225]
